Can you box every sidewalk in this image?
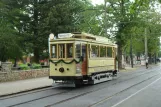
[120,64,143,72]
[0,77,53,96]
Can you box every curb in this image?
[0,85,52,97]
[120,65,142,72]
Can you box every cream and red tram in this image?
[49,32,118,87]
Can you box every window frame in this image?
[50,44,58,59]
[58,44,65,59]
[107,46,113,58]
[100,45,107,57]
[50,42,75,59]
[75,42,81,58]
[91,44,99,58]
[66,43,74,59]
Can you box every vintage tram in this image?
[49,32,118,87]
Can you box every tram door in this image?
[82,44,87,75]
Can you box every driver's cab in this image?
[50,40,88,77]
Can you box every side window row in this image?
[90,45,115,58]
[50,44,115,58]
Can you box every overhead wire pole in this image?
[130,34,133,68]
[104,0,107,36]
[145,28,148,61]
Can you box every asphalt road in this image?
[0,64,161,107]
[110,75,161,107]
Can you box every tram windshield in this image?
[66,43,73,58]
[50,43,74,59]
[51,44,57,58]
[58,44,65,58]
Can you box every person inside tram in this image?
[91,51,97,57]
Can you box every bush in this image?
[32,63,42,69]
[19,64,30,70]
[18,63,42,70]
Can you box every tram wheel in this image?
[74,79,83,88]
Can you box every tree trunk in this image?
[117,0,125,70]
[33,0,39,63]
[117,42,123,69]
[154,52,157,64]
[13,57,17,67]
[149,54,152,64]
[34,47,39,63]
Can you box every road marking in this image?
[111,76,161,107]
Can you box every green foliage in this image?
[158,0,161,3]
[1,0,97,63]
[0,14,23,61]
[19,64,30,70]
[46,0,95,35]
[32,63,42,69]
[19,63,42,70]
[99,0,161,68]
[1,0,161,67]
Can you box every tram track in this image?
[0,85,61,100]
[0,66,143,100]
[6,89,73,107]
[3,66,160,107]
[0,65,148,100]
[0,86,53,100]
[88,73,161,107]
[44,68,161,107]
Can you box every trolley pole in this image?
[130,34,133,68]
[144,28,148,61]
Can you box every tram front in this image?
[49,33,84,86]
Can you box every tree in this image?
[2,0,98,63]
[100,0,156,69]
[46,0,97,35]
[0,0,23,63]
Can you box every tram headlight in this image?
[59,67,64,73]
[76,64,81,74]
[76,66,81,73]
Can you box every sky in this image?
[91,0,104,5]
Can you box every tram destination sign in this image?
[58,33,73,39]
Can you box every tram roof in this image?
[49,32,116,46]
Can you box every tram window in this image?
[82,44,86,58]
[58,44,65,58]
[107,47,112,57]
[76,43,81,58]
[67,43,73,58]
[100,46,106,57]
[91,45,99,57]
[51,45,57,58]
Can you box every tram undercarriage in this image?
[88,70,117,84]
[49,70,117,87]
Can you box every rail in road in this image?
[46,67,161,107]
[0,65,161,107]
